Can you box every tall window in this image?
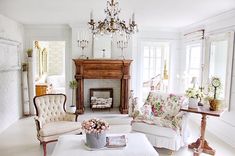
[185,43,202,88]
[143,42,169,82]
[141,41,170,101]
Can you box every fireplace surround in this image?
[73,59,132,114]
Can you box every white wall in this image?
[70,24,133,60]
[0,14,24,133]
[24,25,72,109]
[181,9,235,147]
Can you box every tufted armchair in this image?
[34,94,82,156]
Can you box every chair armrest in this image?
[34,116,43,130]
[64,113,78,122]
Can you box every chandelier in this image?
[88,0,138,36]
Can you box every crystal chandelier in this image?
[88,0,138,36]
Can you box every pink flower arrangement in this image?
[82,118,110,134]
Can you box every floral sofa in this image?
[131,92,189,151]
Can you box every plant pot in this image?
[209,99,222,111]
[188,98,199,109]
[86,132,106,149]
[67,106,76,113]
[22,64,28,71]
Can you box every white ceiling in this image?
[0,0,235,28]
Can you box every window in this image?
[143,42,169,82]
[141,41,170,101]
[206,32,234,110]
[185,43,202,88]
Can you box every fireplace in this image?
[73,59,132,114]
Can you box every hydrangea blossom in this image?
[82,118,110,134]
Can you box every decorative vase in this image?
[209,99,222,111]
[188,98,199,109]
[86,132,107,149]
[68,106,76,113]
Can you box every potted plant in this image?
[82,118,109,148]
[26,48,33,57]
[208,77,222,111]
[69,80,78,113]
[185,87,203,109]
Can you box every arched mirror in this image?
[34,41,48,79]
[205,32,234,109]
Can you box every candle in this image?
[132,13,135,21]
[90,11,93,20]
[77,32,80,41]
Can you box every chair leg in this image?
[42,142,47,156]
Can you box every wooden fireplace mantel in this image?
[73,59,132,114]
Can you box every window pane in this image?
[185,44,202,88]
[156,58,161,74]
[144,46,149,57]
[189,69,200,77]
[150,58,155,69]
[156,47,161,57]
[143,70,149,81]
[149,69,155,78]
[190,46,201,68]
[144,58,149,69]
[150,47,155,58]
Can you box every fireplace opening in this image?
[90,88,113,111]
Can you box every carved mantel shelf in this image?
[73,59,132,114]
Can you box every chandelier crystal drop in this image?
[88,0,138,36]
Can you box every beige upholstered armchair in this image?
[34,94,82,156]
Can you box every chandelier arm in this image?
[88,0,138,35]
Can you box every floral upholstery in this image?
[133,92,185,131]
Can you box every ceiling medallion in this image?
[88,0,138,37]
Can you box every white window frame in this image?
[137,40,170,103]
[185,43,203,89]
[142,42,168,81]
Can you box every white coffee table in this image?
[51,133,159,156]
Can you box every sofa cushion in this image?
[39,121,81,137]
[133,92,185,131]
[132,122,178,138]
[145,92,184,118]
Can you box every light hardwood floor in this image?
[0,109,235,156]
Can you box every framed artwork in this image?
[0,38,20,71]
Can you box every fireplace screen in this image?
[90,88,113,111]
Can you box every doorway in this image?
[33,41,66,96]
